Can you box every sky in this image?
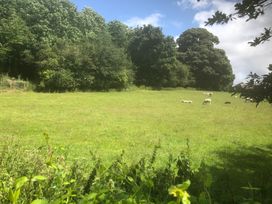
[70,0,272,84]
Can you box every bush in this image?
[38,69,76,92]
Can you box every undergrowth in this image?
[1,136,271,203]
[0,75,32,91]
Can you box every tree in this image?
[233,64,272,106]
[176,28,234,91]
[0,0,134,91]
[0,0,81,81]
[89,33,134,91]
[205,0,272,46]
[0,13,36,79]
[37,34,133,92]
[78,7,107,40]
[128,25,188,88]
[107,20,130,49]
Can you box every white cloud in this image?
[124,13,164,27]
[192,0,272,84]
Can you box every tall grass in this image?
[0,74,32,91]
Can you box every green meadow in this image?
[0,89,271,165]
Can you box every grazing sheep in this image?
[245,97,253,102]
[202,98,212,105]
[203,92,213,97]
[181,100,192,104]
[224,101,231,104]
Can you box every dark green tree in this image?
[85,33,134,91]
[37,34,133,92]
[128,25,188,88]
[0,0,134,91]
[177,28,234,91]
[107,20,130,49]
[0,13,36,79]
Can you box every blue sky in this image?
[70,0,272,83]
[70,0,199,37]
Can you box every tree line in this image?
[0,0,234,92]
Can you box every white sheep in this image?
[202,98,212,105]
[181,100,192,104]
[245,97,253,102]
[203,92,213,97]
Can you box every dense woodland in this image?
[0,0,234,92]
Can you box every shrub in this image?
[38,69,76,92]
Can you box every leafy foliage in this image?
[0,0,133,91]
[128,25,189,89]
[177,28,234,91]
[0,139,197,204]
[2,137,271,203]
[249,27,272,46]
[107,20,130,49]
[233,64,272,105]
[0,0,236,91]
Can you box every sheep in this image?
[203,92,213,97]
[202,98,212,105]
[181,100,192,104]
[245,97,253,103]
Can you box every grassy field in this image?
[0,89,271,166]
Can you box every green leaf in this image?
[177,180,191,191]
[13,189,21,203]
[125,197,137,204]
[88,193,97,200]
[127,176,134,183]
[8,189,14,202]
[181,191,190,204]
[31,199,48,204]
[15,176,29,189]
[31,175,47,182]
